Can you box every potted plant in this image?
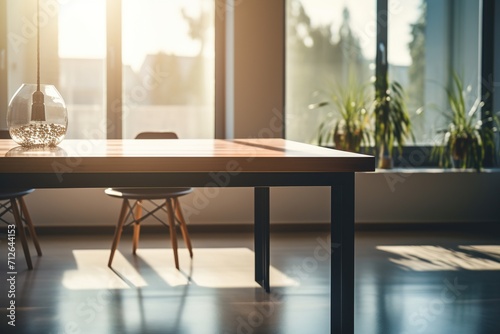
[433,73,498,171]
[310,79,373,152]
[373,77,413,168]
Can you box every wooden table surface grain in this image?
[0,138,374,174]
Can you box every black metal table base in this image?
[252,174,355,333]
[254,187,270,293]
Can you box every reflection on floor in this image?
[376,245,500,271]
[1,230,499,334]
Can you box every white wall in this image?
[356,170,500,224]
[233,0,284,139]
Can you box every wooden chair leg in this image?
[19,197,42,256]
[174,198,193,258]
[11,199,32,270]
[108,199,129,267]
[132,200,142,255]
[165,198,179,270]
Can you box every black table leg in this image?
[254,187,270,292]
[331,174,355,333]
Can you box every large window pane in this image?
[6,1,105,139]
[388,0,425,143]
[6,0,214,140]
[121,0,215,139]
[389,0,481,145]
[286,0,376,145]
[287,0,482,148]
[58,0,106,139]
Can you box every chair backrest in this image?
[135,132,178,140]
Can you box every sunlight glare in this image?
[59,0,213,71]
[58,0,106,59]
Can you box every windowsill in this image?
[371,167,500,173]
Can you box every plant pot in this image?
[377,144,393,169]
[378,155,393,169]
[333,133,345,150]
[451,136,471,161]
[334,131,363,152]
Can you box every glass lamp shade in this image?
[7,84,68,147]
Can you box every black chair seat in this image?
[105,187,192,200]
[0,189,34,200]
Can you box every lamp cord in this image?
[37,0,40,92]
[31,0,45,122]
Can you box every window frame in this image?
[0,0,8,129]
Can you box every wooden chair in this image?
[106,132,193,269]
[0,189,42,270]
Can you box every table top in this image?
[0,138,374,174]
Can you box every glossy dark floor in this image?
[1,229,500,334]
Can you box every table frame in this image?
[0,138,372,333]
[0,171,355,332]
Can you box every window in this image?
[388,0,426,143]
[286,0,376,145]
[2,0,215,140]
[121,0,215,139]
[388,0,481,145]
[58,0,107,139]
[286,0,484,148]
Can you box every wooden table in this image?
[0,138,374,333]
